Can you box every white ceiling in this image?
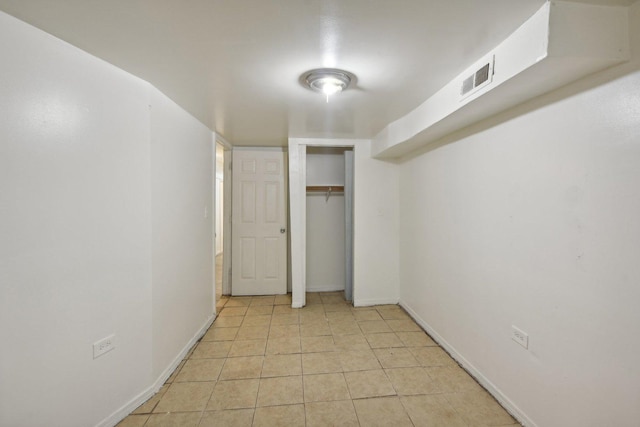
[0,0,634,146]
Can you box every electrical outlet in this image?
[511,325,529,349]
[93,334,115,359]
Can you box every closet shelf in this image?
[306,185,344,201]
[306,186,344,193]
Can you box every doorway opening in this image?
[215,142,225,302]
[214,137,233,313]
[305,147,354,303]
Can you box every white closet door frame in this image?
[344,150,354,302]
[288,138,363,308]
[216,135,233,297]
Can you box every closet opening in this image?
[305,147,354,303]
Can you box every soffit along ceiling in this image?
[0,0,633,146]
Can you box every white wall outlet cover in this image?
[511,325,529,349]
[93,334,116,359]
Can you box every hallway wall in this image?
[0,11,214,427]
[353,141,400,306]
[397,3,640,426]
[150,89,214,382]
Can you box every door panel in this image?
[240,237,256,279]
[264,182,279,223]
[232,149,287,295]
[264,238,279,279]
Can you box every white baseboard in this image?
[354,297,399,307]
[96,314,216,427]
[398,300,536,427]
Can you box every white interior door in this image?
[232,149,288,295]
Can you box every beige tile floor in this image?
[118,292,521,427]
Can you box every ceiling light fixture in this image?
[301,68,354,103]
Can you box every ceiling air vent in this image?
[460,55,495,99]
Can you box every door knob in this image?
[280,228,286,234]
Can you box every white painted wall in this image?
[306,150,346,292]
[353,141,399,306]
[397,3,640,426]
[0,12,214,427]
[0,11,152,427]
[150,88,214,381]
[306,149,346,185]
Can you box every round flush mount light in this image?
[301,68,355,102]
